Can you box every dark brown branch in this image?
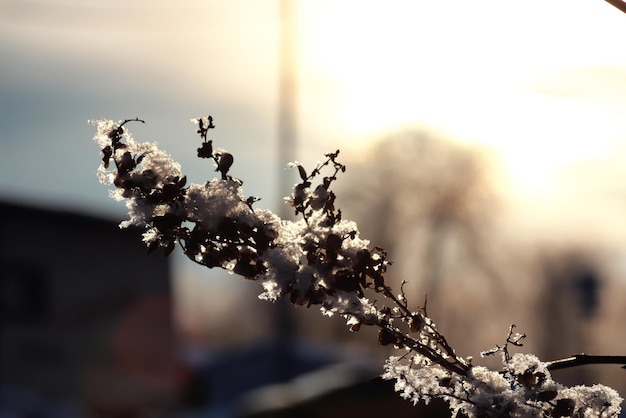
[391,325,471,376]
[546,354,626,371]
[604,0,626,14]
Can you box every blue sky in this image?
[0,1,281,219]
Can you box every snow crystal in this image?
[185,181,251,230]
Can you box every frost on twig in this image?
[89,117,623,417]
[384,352,622,417]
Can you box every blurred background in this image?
[2,0,626,416]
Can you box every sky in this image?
[4,6,626,407]
[3,1,626,280]
[0,0,281,219]
[294,1,626,242]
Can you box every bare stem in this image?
[604,0,626,13]
[546,354,626,371]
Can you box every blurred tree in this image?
[338,129,505,317]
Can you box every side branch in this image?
[546,354,626,371]
[604,0,626,13]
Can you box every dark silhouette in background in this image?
[0,201,178,417]
[536,250,605,387]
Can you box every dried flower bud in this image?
[378,328,397,346]
[216,152,234,178]
[297,164,307,181]
[197,141,213,158]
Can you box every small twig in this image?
[604,0,626,14]
[119,117,145,127]
[546,354,626,371]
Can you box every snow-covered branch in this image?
[89,117,623,417]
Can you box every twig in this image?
[604,0,626,14]
[546,354,626,371]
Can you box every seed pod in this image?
[378,328,397,346]
[297,164,307,181]
[216,152,234,178]
[409,313,425,332]
[517,371,537,388]
[536,390,558,402]
[116,151,136,174]
[197,141,213,158]
[101,145,113,168]
[552,398,575,417]
[326,234,342,253]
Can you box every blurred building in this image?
[0,201,181,417]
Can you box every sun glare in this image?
[297,0,626,204]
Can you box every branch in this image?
[546,354,626,371]
[604,0,626,13]
[90,117,625,418]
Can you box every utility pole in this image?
[274,0,298,382]
[279,0,298,195]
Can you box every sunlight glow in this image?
[296,0,626,204]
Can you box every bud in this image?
[216,153,234,178]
